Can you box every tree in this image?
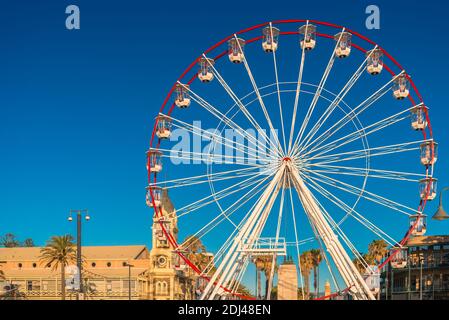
[368,240,388,264]
[310,249,323,298]
[299,251,314,299]
[22,238,35,247]
[0,233,20,248]
[253,255,273,299]
[182,235,214,298]
[0,263,4,280]
[39,235,76,300]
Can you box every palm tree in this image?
[310,249,322,298]
[182,235,214,298]
[253,257,265,299]
[39,235,76,300]
[260,255,276,299]
[368,240,388,264]
[299,251,314,299]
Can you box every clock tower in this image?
[148,188,193,300]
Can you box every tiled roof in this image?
[406,235,449,246]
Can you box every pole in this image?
[129,264,131,300]
[77,211,83,298]
[420,255,423,300]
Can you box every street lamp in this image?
[432,187,449,221]
[68,209,90,300]
[124,263,134,300]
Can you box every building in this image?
[0,189,195,300]
[277,258,298,300]
[0,245,151,300]
[380,235,449,300]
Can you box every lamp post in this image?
[433,187,449,221]
[124,263,134,300]
[68,209,90,300]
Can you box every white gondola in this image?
[228,38,245,63]
[366,48,383,75]
[147,149,163,173]
[393,74,410,100]
[409,214,427,236]
[198,57,215,83]
[174,83,191,108]
[334,32,352,58]
[390,247,408,269]
[299,24,316,51]
[146,186,162,208]
[363,267,380,294]
[262,25,280,53]
[410,105,428,130]
[419,177,438,201]
[155,115,172,139]
[420,141,438,166]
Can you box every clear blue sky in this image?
[1,0,448,261]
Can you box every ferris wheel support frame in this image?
[200,166,285,300]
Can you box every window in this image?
[107,262,112,267]
[32,263,37,268]
[91,262,96,267]
[122,262,127,267]
[18,263,22,268]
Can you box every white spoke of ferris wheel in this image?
[269,23,287,152]
[152,166,261,189]
[178,174,271,256]
[300,72,408,156]
[233,35,284,156]
[307,170,420,216]
[160,147,264,168]
[295,171,341,292]
[306,139,428,165]
[287,21,308,154]
[174,171,270,219]
[179,86,278,160]
[203,56,283,158]
[167,114,268,161]
[161,154,267,169]
[309,191,373,276]
[306,177,398,247]
[287,185,305,300]
[266,174,287,300]
[297,47,377,153]
[302,106,412,160]
[303,165,425,183]
[176,85,279,159]
[167,119,274,166]
[201,179,271,276]
[308,186,374,293]
[291,29,343,152]
[228,254,250,295]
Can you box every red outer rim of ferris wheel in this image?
[147,19,435,300]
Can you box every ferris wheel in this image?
[146,20,437,300]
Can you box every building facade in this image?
[380,235,449,300]
[0,189,195,300]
